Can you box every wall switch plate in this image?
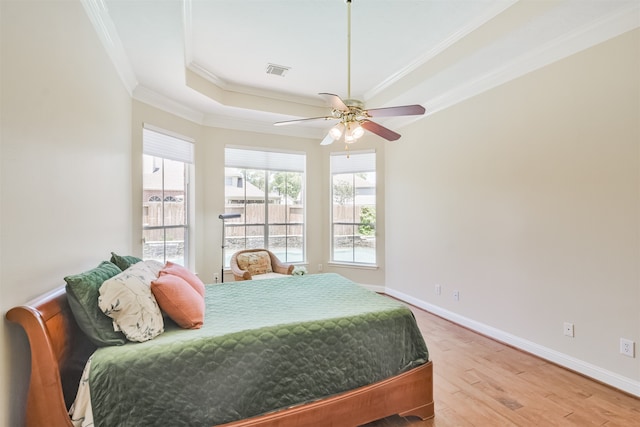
[620,338,635,357]
[435,284,442,295]
[563,322,574,337]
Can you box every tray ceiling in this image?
[84,0,639,139]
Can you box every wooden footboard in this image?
[7,286,434,427]
[218,361,434,427]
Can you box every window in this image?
[223,147,305,267]
[143,127,193,266]
[330,150,376,265]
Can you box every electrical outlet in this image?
[563,322,574,337]
[620,338,635,358]
[318,264,323,272]
[453,290,460,301]
[435,284,442,295]
[213,273,219,283]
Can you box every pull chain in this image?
[346,0,352,99]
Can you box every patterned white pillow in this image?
[98,262,164,342]
[143,259,165,278]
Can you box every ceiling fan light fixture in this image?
[350,122,364,140]
[329,122,345,140]
[271,0,426,146]
[344,121,364,143]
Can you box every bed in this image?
[6,271,434,427]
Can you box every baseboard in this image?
[385,287,640,398]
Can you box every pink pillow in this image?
[151,275,204,329]
[160,262,205,297]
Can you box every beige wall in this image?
[2,2,637,426]
[201,132,386,287]
[129,104,387,287]
[385,29,640,393]
[0,1,133,426]
[196,126,323,283]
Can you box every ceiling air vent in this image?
[265,63,290,77]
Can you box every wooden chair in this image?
[230,249,294,281]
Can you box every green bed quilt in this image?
[89,273,428,427]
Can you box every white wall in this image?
[0,1,133,426]
[385,29,640,394]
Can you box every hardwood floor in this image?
[363,302,640,427]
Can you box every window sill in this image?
[327,262,379,271]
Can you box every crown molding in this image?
[133,86,205,124]
[364,0,519,101]
[368,2,639,117]
[133,85,324,139]
[202,113,325,140]
[186,62,229,92]
[186,62,324,108]
[374,4,639,133]
[183,0,323,110]
[421,3,640,118]
[80,0,137,95]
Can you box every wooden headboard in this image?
[6,286,96,427]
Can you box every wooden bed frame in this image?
[6,286,434,427]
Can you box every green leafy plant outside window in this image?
[359,207,376,236]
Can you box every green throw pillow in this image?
[64,261,126,346]
[110,252,143,271]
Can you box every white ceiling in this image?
[85,0,639,140]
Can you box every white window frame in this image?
[330,150,376,266]
[142,126,194,266]
[223,146,306,267]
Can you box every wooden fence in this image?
[145,202,375,242]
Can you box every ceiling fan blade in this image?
[274,116,336,126]
[365,104,426,118]
[319,93,349,111]
[320,133,335,146]
[361,120,401,141]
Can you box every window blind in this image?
[330,150,375,174]
[225,147,305,173]
[143,127,194,164]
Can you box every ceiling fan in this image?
[274,0,426,146]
